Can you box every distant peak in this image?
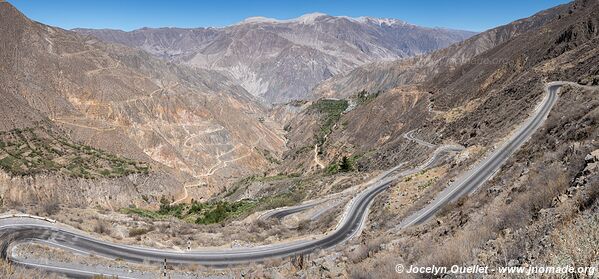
[235,12,329,26]
[354,16,408,26]
[238,16,280,25]
[296,12,328,24]
[233,12,410,27]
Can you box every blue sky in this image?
[8,0,571,32]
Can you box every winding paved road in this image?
[0,82,577,277]
[261,127,440,221]
[0,143,461,277]
[404,129,436,148]
[400,82,564,227]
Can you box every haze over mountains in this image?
[75,13,475,103]
[0,1,285,206]
[289,0,596,171]
[2,0,599,277]
[312,5,570,99]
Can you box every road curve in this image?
[260,199,327,220]
[399,82,565,228]
[0,82,574,277]
[260,139,456,221]
[0,145,461,278]
[404,129,436,148]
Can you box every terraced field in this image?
[0,127,149,178]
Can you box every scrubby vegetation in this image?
[124,182,307,225]
[0,127,149,178]
[122,197,259,225]
[326,155,356,174]
[308,99,349,146]
[256,189,305,211]
[548,211,599,270]
[223,173,301,198]
[354,89,380,105]
[0,260,59,279]
[256,148,281,165]
[128,226,155,238]
[194,200,258,224]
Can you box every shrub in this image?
[326,163,339,175]
[349,252,400,279]
[549,213,599,269]
[297,219,311,231]
[195,200,258,224]
[42,200,61,216]
[0,127,149,178]
[0,260,60,279]
[355,90,380,105]
[308,99,349,145]
[347,244,369,263]
[339,156,355,172]
[128,226,153,238]
[93,220,112,235]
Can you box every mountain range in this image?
[75,13,475,103]
[0,2,285,206]
[1,0,599,277]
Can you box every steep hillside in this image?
[282,86,431,174]
[0,2,285,207]
[282,1,576,174]
[1,1,598,277]
[288,1,598,176]
[309,0,599,277]
[75,14,475,103]
[312,3,569,99]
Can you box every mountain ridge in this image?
[0,1,285,206]
[74,13,476,103]
[311,2,571,100]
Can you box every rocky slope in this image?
[312,3,569,99]
[286,0,599,277]
[284,5,576,173]
[2,0,598,277]
[288,0,598,180]
[282,1,577,174]
[0,1,285,207]
[75,13,475,103]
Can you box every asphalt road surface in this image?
[399,82,562,228]
[0,82,573,278]
[404,129,436,148]
[261,128,440,221]
[0,144,460,278]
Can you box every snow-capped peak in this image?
[295,12,327,24]
[234,12,408,27]
[355,16,407,26]
[238,16,281,25]
[235,12,328,26]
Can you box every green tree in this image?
[339,156,354,172]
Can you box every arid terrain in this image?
[75,16,474,103]
[1,0,598,278]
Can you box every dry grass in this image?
[492,164,568,232]
[128,226,154,238]
[347,245,369,263]
[42,201,61,216]
[345,236,389,266]
[547,212,599,271]
[0,260,61,279]
[349,251,405,279]
[92,219,112,235]
[400,162,571,273]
